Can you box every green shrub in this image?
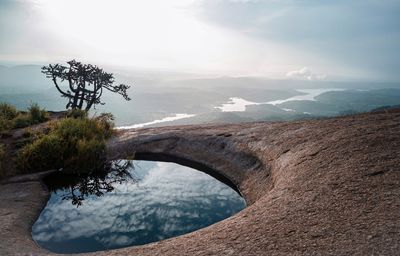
[18,134,63,172]
[22,128,33,138]
[13,114,32,129]
[0,116,12,135]
[56,115,113,139]
[0,102,18,120]
[66,109,88,119]
[28,103,49,124]
[67,138,106,171]
[94,113,115,138]
[0,103,49,131]
[18,114,115,174]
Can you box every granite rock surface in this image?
[0,110,399,255]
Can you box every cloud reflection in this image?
[32,160,245,253]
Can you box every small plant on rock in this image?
[18,113,115,174]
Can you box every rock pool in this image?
[32,160,245,254]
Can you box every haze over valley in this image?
[1,64,399,128]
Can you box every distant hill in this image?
[168,76,400,90]
[1,64,400,126]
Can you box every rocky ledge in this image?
[1,110,399,255]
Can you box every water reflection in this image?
[44,160,136,207]
[32,160,246,254]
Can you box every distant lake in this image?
[215,88,347,113]
[117,113,195,129]
[117,88,347,128]
[266,88,346,105]
[32,160,246,254]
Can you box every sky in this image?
[0,0,399,81]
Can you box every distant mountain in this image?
[2,64,399,95]
[168,76,400,90]
[1,64,400,127]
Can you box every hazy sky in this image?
[0,0,399,81]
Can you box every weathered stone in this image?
[0,110,399,255]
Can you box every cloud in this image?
[286,67,327,81]
[1,0,400,80]
[197,0,400,81]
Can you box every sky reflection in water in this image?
[32,160,246,254]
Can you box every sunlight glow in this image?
[32,0,232,71]
[27,0,313,76]
[1,0,397,80]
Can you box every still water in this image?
[32,160,246,254]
